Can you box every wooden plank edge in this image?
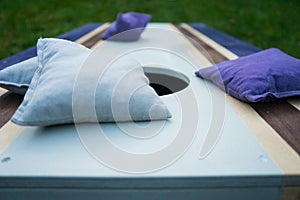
[180,23,239,61]
[288,99,300,111]
[90,40,106,50]
[0,88,8,96]
[75,23,110,44]
[168,24,213,68]
[0,121,24,155]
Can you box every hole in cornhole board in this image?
[143,67,190,96]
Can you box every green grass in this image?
[0,0,299,59]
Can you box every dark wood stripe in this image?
[175,25,227,64]
[81,29,106,48]
[251,101,300,154]
[175,24,300,155]
[0,92,23,128]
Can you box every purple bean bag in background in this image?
[102,12,151,41]
[195,48,300,102]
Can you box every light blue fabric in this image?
[0,57,37,94]
[12,38,171,126]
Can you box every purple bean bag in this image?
[195,48,300,102]
[102,12,151,41]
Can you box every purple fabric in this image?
[102,12,151,41]
[195,48,300,102]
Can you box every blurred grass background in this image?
[0,0,299,59]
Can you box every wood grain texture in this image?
[179,23,239,60]
[0,121,24,155]
[175,25,228,64]
[81,24,108,48]
[0,92,23,128]
[251,101,300,155]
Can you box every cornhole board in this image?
[0,23,299,200]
